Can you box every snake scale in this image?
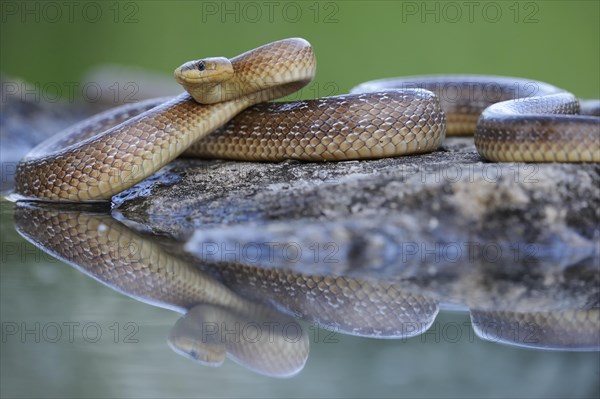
[13,38,600,202]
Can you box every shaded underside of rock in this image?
[112,137,599,244]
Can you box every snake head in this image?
[174,57,233,83]
[174,57,234,103]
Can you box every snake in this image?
[13,38,599,202]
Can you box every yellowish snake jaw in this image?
[174,56,235,104]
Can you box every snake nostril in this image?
[197,61,206,71]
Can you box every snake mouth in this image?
[174,73,207,84]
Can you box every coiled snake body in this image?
[14,38,600,202]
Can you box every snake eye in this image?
[197,61,206,71]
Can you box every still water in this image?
[1,199,598,398]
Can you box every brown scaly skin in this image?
[352,75,600,162]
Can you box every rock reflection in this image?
[183,217,600,352]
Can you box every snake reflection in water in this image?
[14,204,600,378]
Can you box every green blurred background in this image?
[1,0,599,98]
[1,1,599,398]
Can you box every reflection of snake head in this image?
[168,304,309,378]
[174,57,234,103]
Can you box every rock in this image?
[112,138,599,244]
[110,136,599,312]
